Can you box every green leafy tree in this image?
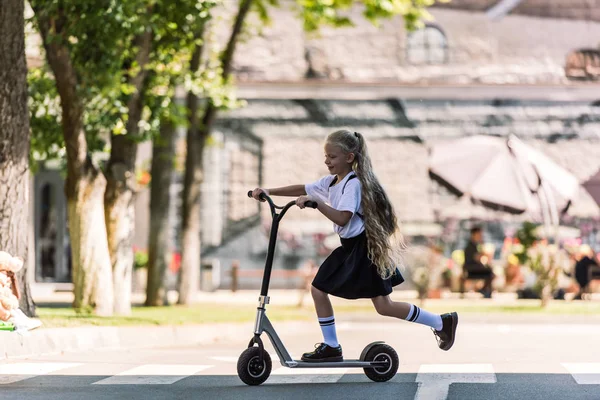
[103,0,221,313]
[143,0,223,306]
[103,5,154,316]
[28,0,226,314]
[28,0,168,315]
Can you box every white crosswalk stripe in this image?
[562,363,600,385]
[1,359,600,390]
[415,364,496,400]
[0,362,82,385]
[92,364,214,385]
[270,366,349,384]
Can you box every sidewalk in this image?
[3,288,596,362]
[0,316,315,361]
[32,288,600,319]
[33,288,524,307]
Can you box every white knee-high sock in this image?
[318,316,339,347]
[405,304,443,331]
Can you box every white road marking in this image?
[415,364,496,400]
[562,363,600,384]
[92,364,213,385]
[0,362,82,385]
[270,366,348,384]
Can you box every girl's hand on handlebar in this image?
[296,195,314,209]
[251,188,269,201]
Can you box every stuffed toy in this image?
[0,251,18,321]
[0,251,41,331]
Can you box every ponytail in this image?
[326,130,405,278]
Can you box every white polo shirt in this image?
[305,173,365,239]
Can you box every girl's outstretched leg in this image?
[301,286,343,362]
[371,295,458,351]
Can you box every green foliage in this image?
[134,248,149,270]
[28,67,110,171]
[189,26,246,111]
[526,244,569,306]
[28,68,63,170]
[28,0,222,165]
[298,0,444,32]
[253,0,280,25]
[28,0,148,168]
[515,221,540,264]
[29,0,149,96]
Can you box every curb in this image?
[0,320,312,361]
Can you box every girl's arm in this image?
[253,185,307,199]
[296,195,352,227]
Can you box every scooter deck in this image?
[284,360,388,368]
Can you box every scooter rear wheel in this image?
[362,343,399,382]
[237,347,272,385]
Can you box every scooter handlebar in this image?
[247,190,318,209]
[247,190,267,201]
[304,201,318,209]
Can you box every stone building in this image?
[202,0,600,289]
[226,0,600,84]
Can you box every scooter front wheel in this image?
[362,343,399,382]
[237,347,272,385]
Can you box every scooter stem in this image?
[260,217,280,297]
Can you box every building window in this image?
[565,49,600,81]
[406,24,448,65]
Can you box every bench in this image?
[459,268,494,298]
[229,260,317,293]
[229,260,319,307]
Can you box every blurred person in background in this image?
[462,226,495,298]
[573,245,600,300]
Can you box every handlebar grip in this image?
[305,201,318,209]
[248,190,267,201]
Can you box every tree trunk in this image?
[0,0,35,317]
[67,173,113,315]
[177,0,254,305]
[540,285,552,308]
[105,29,153,315]
[34,7,114,315]
[145,121,177,306]
[177,38,204,305]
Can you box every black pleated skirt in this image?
[312,231,404,299]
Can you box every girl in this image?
[251,129,458,362]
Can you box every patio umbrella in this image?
[428,135,579,219]
[583,168,600,208]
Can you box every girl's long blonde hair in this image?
[327,129,405,279]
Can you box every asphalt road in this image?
[2,314,600,400]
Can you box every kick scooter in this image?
[237,191,399,385]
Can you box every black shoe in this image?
[432,312,458,351]
[301,343,343,362]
